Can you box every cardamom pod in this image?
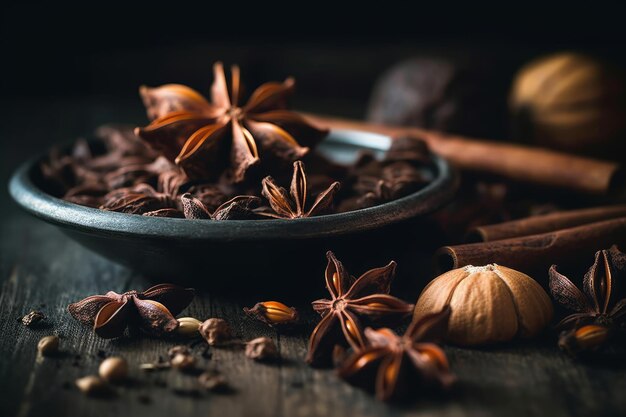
[175,317,202,337]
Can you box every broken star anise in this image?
[338,307,455,402]
[549,245,626,355]
[135,62,328,182]
[100,183,178,215]
[68,284,195,339]
[306,251,414,367]
[180,193,261,220]
[259,160,340,219]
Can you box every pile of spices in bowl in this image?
[39,62,434,220]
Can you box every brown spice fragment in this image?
[199,318,232,346]
[245,337,279,362]
[22,311,45,327]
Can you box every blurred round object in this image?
[510,52,626,158]
[367,57,508,139]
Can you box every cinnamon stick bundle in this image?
[466,204,626,242]
[436,217,626,279]
[304,114,624,196]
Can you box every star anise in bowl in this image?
[136,62,328,182]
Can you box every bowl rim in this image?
[9,129,458,241]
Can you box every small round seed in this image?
[168,345,190,359]
[37,335,59,356]
[75,375,112,397]
[99,357,128,382]
[171,353,196,370]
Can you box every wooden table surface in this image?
[1,99,624,417]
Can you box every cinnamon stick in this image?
[435,217,626,279]
[304,113,624,196]
[466,204,626,242]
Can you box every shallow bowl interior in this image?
[9,129,457,287]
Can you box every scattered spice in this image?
[75,376,113,397]
[168,345,191,359]
[139,362,170,372]
[170,353,196,371]
[99,357,128,382]
[136,62,327,182]
[338,307,455,402]
[245,337,279,362]
[67,283,194,339]
[258,161,340,219]
[549,245,626,355]
[307,251,414,367]
[558,324,611,356]
[37,335,59,356]
[21,311,45,327]
[243,301,299,327]
[199,318,232,346]
[175,317,202,338]
[198,371,229,392]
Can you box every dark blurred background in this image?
[2,4,625,118]
[1,3,625,200]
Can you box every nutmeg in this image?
[414,264,553,346]
[510,52,626,159]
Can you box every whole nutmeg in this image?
[37,335,59,356]
[75,375,112,397]
[175,317,202,338]
[510,52,626,158]
[99,357,128,382]
[199,318,232,345]
[414,264,553,346]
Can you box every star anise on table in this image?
[549,245,626,355]
[338,307,455,402]
[258,161,340,219]
[135,62,328,182]
[68,284,195,339]
[306,251,415,367]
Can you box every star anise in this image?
[549,245,626,354]
[135,62,328,182]
[355,162,428,207]
[68,284,195,339]
[259,161,340,219]
[180,193,261,220]
[306,251,415,366]
[100,183,177,215]
[338,307,455,402]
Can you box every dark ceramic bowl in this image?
[9,129,457,286]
